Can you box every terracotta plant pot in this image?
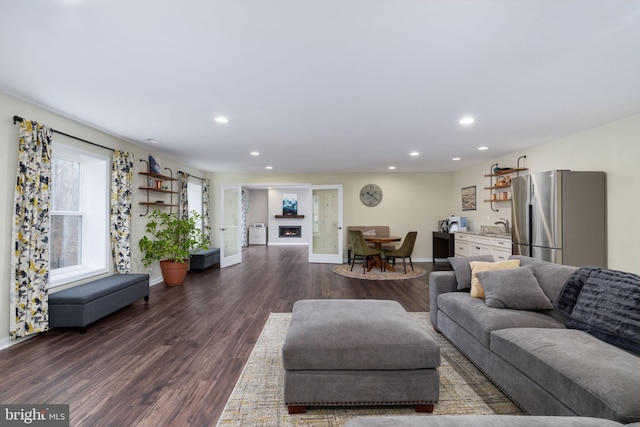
[160,260,189,286]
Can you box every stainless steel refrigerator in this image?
[511,170,607,267]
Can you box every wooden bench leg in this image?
[287,405,307,414]
[415,404,434,413]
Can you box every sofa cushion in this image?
[491,328,640,423]
[437,292,565,347]
[470,259,520,298]
[448,255,495,290]
[477,266,554,311]
[564,268,640,355]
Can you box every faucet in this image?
[494,218,510,234]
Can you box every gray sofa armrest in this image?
[428,271,459,329]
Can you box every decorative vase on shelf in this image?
[149,155,162,174]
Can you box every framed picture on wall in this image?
[461,186,476,211]
[282,193,298,215]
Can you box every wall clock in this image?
[360,184,383,207]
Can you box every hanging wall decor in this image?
[461,186,477,211]
[282,193,298,215]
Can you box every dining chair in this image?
[383,231,417,273]
[349,230,383,274]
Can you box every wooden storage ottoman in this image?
[282,299,440,414]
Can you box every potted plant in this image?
[139,209,208,286]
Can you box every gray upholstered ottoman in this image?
[282,299,440,414]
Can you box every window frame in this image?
[49,142,110,288]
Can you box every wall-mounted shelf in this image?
[139,159,177,216]
[484,167,528,177]
[138,186,178,194]
[275,215,305,219]
[485,156,527,212]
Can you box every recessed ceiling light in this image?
[388,166,396,170]
[265,166,273,170]
[250,151,260,156]
[478,146,489,151]
[459,116,475,126]
[214,116,229,124]
[410,151,420,157]
[452,157,461,161]
[143,137,159,144]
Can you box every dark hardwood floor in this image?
[0,246,451,426]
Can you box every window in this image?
[187,178,204,234]
[50,142,109,287]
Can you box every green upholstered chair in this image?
[349,230,383,274]
[383,231,417,273]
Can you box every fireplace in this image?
[279,226,302,238]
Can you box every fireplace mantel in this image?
[275,215,305,219]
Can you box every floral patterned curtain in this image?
[179,171,189,220]
[241,188,249,247]
[110,150,133,274]
[10,120,52,339]
[202,178,211,244]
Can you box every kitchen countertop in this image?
[455,231,512,239]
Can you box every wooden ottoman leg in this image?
[415,404,434,413]
[288,405,307,414]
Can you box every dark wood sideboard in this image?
[432,231,455,264]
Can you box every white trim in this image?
[0,333,35,351]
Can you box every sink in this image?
[482,233,511,238]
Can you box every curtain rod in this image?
[13,115,115,152]
[178,170,205,181]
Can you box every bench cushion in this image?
[49,274,149,304]
[283,299,440,371]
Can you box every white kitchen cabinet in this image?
[490,237,512,261]
[454,233,469,257]
[455,233,512,259]
[469,235,492,256]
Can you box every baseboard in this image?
[0,333,35,351]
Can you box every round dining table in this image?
[363,235,402,272]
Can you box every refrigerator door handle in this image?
[528,204,534,254]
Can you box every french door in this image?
[308,185,343,264]
[219,185,242,267]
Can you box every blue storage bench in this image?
[48,273,149,332]
[190,248,220,270]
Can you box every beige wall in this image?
[0,92,205,345]
[451,114,640,274]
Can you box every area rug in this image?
[333,264,426,280]
[216,313,523,426]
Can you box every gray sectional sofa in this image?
[429,255,640,424]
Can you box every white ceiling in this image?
[1,0,639,174]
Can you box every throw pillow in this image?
[448,255,495,290]
[470,259,520,298]
[362,229,376,236]
[476,265,554,310]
